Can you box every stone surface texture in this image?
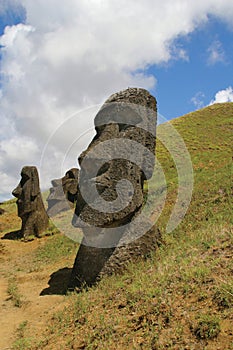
[12,166,49,239]
[47,168,79,217]
[69,88,161,290]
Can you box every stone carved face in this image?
[47,168,79,216]
[12,166,40,217]
[47,178,64,202]
[12,166,48,239]
[68,88,159,289]
[72,88,157,233]
[62,168,79,203]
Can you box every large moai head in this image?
[12,166,40,216]
[69,88,161,290]
[47,168,79,217]
[73,88,157,233]
[12,166,48,239]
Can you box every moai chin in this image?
[69,88,161,290]
[47,168,79,217]
[12,166,49,239]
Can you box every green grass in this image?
[32,223,231,349]
[193,314,221,340]
[33,234,79,266]
[12,321,32,350]
[7,277,24,308]
[213,280,233,309]
[155,102,233,234]
[5,102,233,349]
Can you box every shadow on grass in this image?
[40,267,72,295]
[1,230,22,240]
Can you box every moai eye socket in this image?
[20,173,30,187]
[66,170,75,179]
[97,162,110,177]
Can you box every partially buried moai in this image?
[47,168,79,217]
[68,88,161,290]
[12,166,49,239]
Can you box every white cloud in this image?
[1,0,233,200]
[0,171,18,202]
[191,92,205,109]
[207,40,226,65]
[209,86,233,104]
[0,135,41,200]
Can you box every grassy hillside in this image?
[0,102,232,349]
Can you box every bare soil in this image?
[0,213,74,349]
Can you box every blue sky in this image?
[0,3,25,35]
[0,1,233,201]
[151,17,233,118]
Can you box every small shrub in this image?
[16,321,28,338]
[194,315,220,339]
[12,338,31,350]
[213,284,233,309]
[7,278,24,308]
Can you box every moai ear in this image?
[31,167,40,197]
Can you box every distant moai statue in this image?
[12,166,49,239]
[68,88,161,290]
[47,168,79,217]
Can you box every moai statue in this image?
[68,88,161,290]
[12,166,49,239]
[47,168,79,217]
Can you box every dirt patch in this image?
[0,225,75,349]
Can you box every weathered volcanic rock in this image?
[69,88,161,290]
[47,168,79,217]
[12,166,49,239]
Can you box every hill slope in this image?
[0,102,232,349]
